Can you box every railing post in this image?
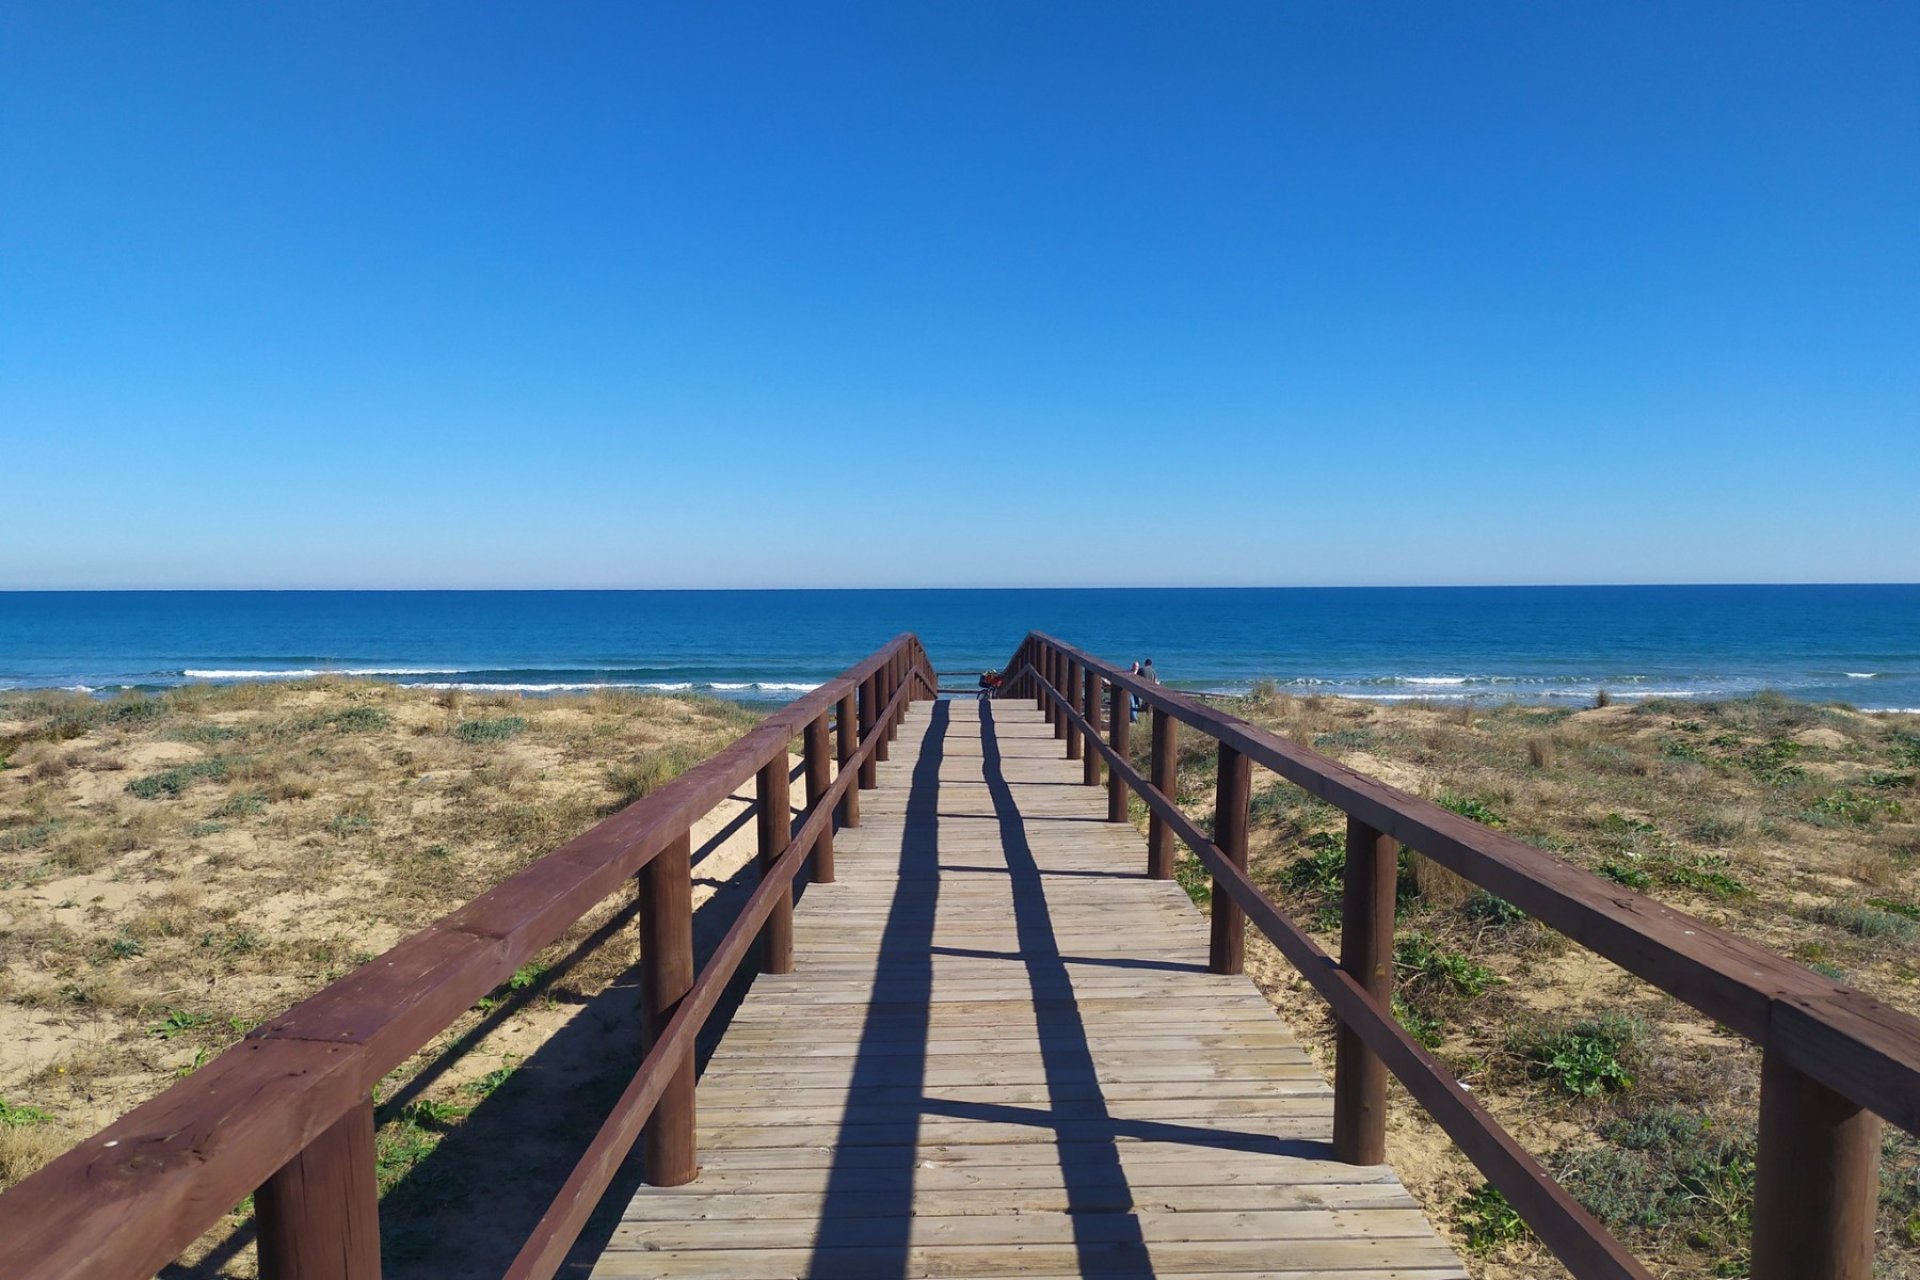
[804,712,835,884]
[1034,643,1048,712]
[874,665,892,763]
[757,753,794,974]
[1107,679,1130,821]
[1333,816,1398,1165]
[637,830,697,1185]
[1081,668,1101,785]
[857,675,879,787]
[1209,743,1250,974]
[1051,651,1067,739]
[1148,708,1176,879]
[256,1097,381,1280]
[1064,658,1083,760]
[836,692,862,825]
[1751,1050,1882,1280]
[885,654,901,741]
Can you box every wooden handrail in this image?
[1002,633,1920,1280]
[0,635,936,1280]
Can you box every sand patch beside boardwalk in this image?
[0,680,774,1275]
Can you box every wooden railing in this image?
[1000,632,1920,1280]
[0,635,937,1280]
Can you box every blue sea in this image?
[1,587,1917,712]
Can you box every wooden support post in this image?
[1082,669,1101,786]
[1333,816,1398,1165]
[857,676,878,788]
[874,666,892,763]
[1751,1050,1882,1280]
[1034,644,1048,712]
[1209,743,1250,975]
[757,755,794,975]
[637,830,697,1186]
[1051,651,1067,738]
[256,1098,381,1280]
[1065,659,1083,760]
[886,655,900,741]
[1148,708,1176,879]
[836,692,861,826]
[1107,679,1131,822]
[804,712,835,884]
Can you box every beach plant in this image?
[0,1098,53,1128]
[1453,1182,1528,1251]
[454,715,526,744]
[1392,993,1444,1049]
[1804,788,1903,826]
[1808,902,1919,941]
[1518,1015,1639,1097]
[1394,931,1497,997]
[148,1008,213,1040]
[126,757,234,800]
[1439,794,1504,827]
[1464,890,1526,927]
[1562,1107,1755,1248]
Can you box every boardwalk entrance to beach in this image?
[590,699,1463,1279]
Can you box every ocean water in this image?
[1,587,1917,711]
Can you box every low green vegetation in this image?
[1516,1015,1639,1097]
[454,715,527,744]
[1807,902,1919,941]
[1453,1183,1528,1252]
[126,756,234,799]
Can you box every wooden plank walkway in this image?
[592,699,1466,1279]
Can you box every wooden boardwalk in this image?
[592,699,1465,1279]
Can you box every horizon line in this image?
[3,581,1918,594]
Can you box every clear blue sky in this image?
[3,3,1915,589]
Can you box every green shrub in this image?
[1803,788,1903,826]
[107,698,166,724]
[1562,1107,1754,1244]
[0,1097,54,1127]
[1808,902,1919,941]
[127,757,233,799]
[1657,854,1749,899]
[1599,860,1652,889]
[1865,897,1920,921]
[1867,771,1916,790]
[1395,931,1498,996]
[1439,794,1504,827]
[1463,890,1526,926]
[1284,839,1346,895]
[1392,994,1444,1049]
[1173,851,1211,907]
[212,791,266,818]
[1453,1183,1528,1251]
[1518,1015,1639,1097]
[454,716,526,744]
[1888,732,1920,768]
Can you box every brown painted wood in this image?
[1209,743,1250,975]
[1334,817,1398,1166]
[256,1097,381,1280]
[1081,668,1101,785]
[757,757,794,975]
[857,675,879,787]
[639,831,698,1186]
[1752,1050,1882,1280]
[1023,633,1920,1131]
[1063,658,1082,759]
[1051,650,1067,738]
[835,693,860,827]
[873,668,891,763]
[1107,678,1131,822]
[803,713,835,883]
[1148,707,1176,880]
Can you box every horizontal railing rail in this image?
[1000,631,1920,1280]
[0,635,938,1280]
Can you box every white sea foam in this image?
[711,682,752,690]
[1846,672,1878,679]
[184,667,471,680]
[758,682,823,692]
[1402,676,1469,686]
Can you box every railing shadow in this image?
[805,699,950,1274]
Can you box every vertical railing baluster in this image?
[1081,668,1101,786]
[1065,658,1083,760]
[1751,1051,1881,1280]
[1107,678,1131,822]
[256,1097,381,1280]
[637,830,697,1185]
[804,712,834,884]
[858,675,879,788]
[1051,650,1067,739]
[1148,708,1176,880]
[757,754,794,974]
[1333,816,1397,1164]
[837,691,862,825]
[873,664,892,764]
[1209,743,1250,974]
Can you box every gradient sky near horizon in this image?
[3,3,1916,589]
